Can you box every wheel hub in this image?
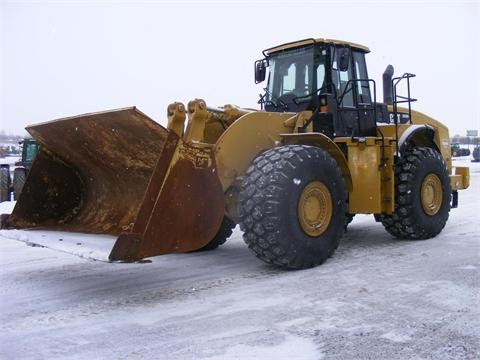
[421,173,443,216]
[298,181,332,237]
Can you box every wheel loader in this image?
[0,138,38,202]
[1,38,470,269]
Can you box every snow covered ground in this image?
[0,156,20,166]
[0,158,478,359]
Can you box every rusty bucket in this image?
[2,107,225,261]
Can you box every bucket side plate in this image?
[109,136,225,261]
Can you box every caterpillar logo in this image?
[388,112,410,124]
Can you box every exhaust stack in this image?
[383,65,395,105]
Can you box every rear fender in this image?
[398,124,438,155]
[402,107,453,172]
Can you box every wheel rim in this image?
[421,173,443,216]
[298,181,332,237]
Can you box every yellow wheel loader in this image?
[1,38,470,269]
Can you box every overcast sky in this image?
[1,0,479,137]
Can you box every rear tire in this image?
[13,168,26,200]
[238,145,346,269]
[0,168,10,202]
[381,147,451,239]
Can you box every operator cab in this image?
[255,38,378,138]
[15,138,38,168]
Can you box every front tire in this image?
[238,145,347,269]
[196,217,235,251]
[13,168,26,200]
[381,147,451,239]
[0,168,10,202]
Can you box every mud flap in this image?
[2,107,225,261]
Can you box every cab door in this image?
[331,47,376,137]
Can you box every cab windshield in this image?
[23,141,38,163]
[265,45,324,111]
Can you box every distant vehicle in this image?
[451,143,470,157]
[0,138,38,202]
[473,146,480,162]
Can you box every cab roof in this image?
[265,38,370,55]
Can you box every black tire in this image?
[195,217,235,251]
[381,147,451,239]
[0,168,10,202]
[13,168,26,200]
[345,213,355,231]
[472,147,480,162]
[238,145,347,269]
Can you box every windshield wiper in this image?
[292,87,326,105]
[262,88,288,110]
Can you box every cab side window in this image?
[332,47,354,107]
[352,51,372,105]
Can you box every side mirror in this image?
[338,48,350,72]
[254,59,268,84]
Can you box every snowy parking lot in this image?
[0,158,479,360]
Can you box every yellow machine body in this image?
[1,37,470,263]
